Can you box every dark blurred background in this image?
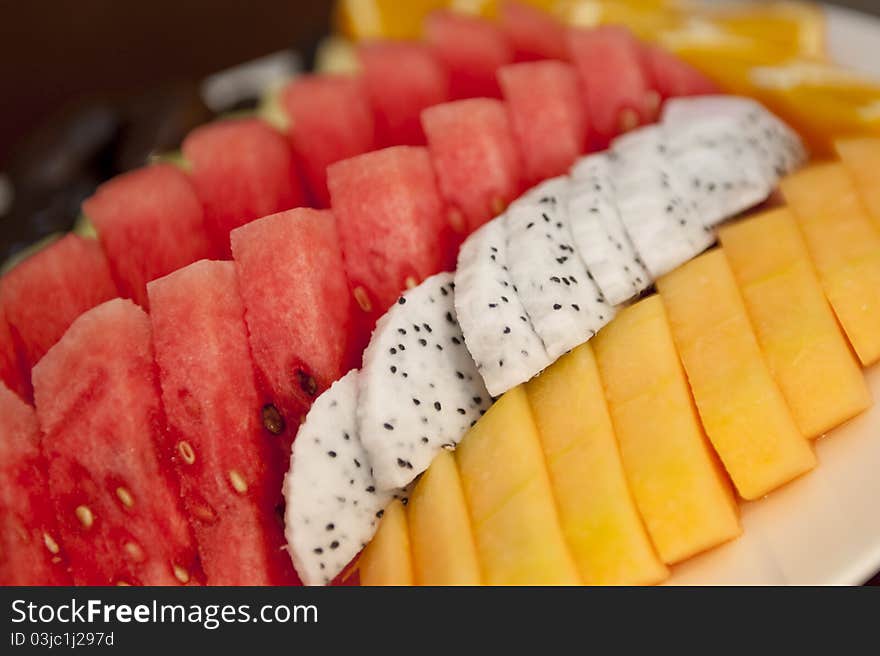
[0,1,334,261]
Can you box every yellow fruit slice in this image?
[526,344,668,585]
[702,1,826,60]
[335,0,448,40]
[781,163,880,366]
[658,250,816,500]
[407,450,482,585]
[836,138,880,223]
[359,499,414,586]
[719,209,870,438]
[455,387,580,585]
[749,63,880,156]
[565,0,685,41]
[593,296,741,564]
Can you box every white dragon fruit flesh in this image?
[455,219,551,397]
[358,272,491,490]
[284,371,408,586]
[505,185,616,360]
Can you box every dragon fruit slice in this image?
[609,127,715,278]
[358,273,491,490]
[285,371,407,586]
[568,155,651,304]
[455,219,551,397]
[505,186,616,361]
[661,96,806,178]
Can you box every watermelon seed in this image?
[42,532,60,555]
[491,197,506,216]
[405,276,418,290]
[448,207,467,233]
[353,286,372,313]
[124,541,145,562]
[116,486,134,509]
[228,470,248,494]
[178,441,196,465]
[75,505,94,529]
[173,565,191,584]
[619,108,639,134]
[261,404,285,435]
[296,370,318,397]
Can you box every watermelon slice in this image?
[567,26,658,148]
[422,98,524,232]
[425,10,513,99]
[358,41,450,147]
[280,75,376,207]
[499,1,568,62]
[148,261,299,586]
[499,60,588,185]
[641,45,719,100]
[327,146,454,327]
[32,299,202,586]
[0,383,72,585]
[0,307,27,400]
[231,209,354,449]
[82,164,213,309]
[182,118,308,258]
[0,234,117,375]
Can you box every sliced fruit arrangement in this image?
[356,138,880,586]
[350,136,880,583]
[3,1,880,588]
[286,98,817,585]
[2,1,720,408]
[334,0,880,155]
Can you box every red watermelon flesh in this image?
[642,44,719,99]
[567,26,658,148]
[422,98,524,232]
[32,299,202,586]
[499,1,568,62]
[280,75,376,207]
[83,164,213,309]
[148,261,299,586]
[499,60,588,185]
[231,209,354,446]
[0,383,72,585]
[0,308,27,401]
[425,10,513,100]
[358,41,449,147]
[327,146,454,327]
[182,118,308,258]
[1,234,117,375]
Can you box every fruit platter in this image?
[2,0,880,587]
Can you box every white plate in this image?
[666,4,880,585]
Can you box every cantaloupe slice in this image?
[781,163,880,366]
[593,296,741,564]
[525,344,669,585]
[658,250,816,500]
[407,451,482,585]
[835,138,880,228]
[719,209,870,438]
[358,499,413,586]
[455,388,580,585]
